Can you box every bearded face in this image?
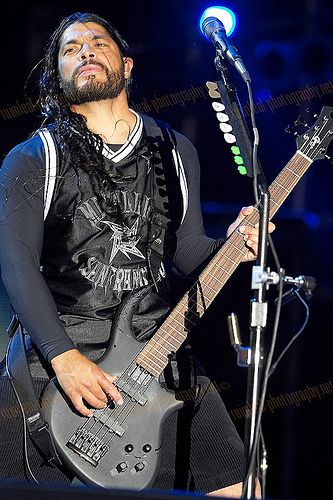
[60,59,126,105]
[57,22,131,106]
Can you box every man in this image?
[0,12,273,497]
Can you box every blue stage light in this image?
[199,6,237,37]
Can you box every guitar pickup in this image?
[116,380,148,406]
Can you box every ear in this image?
[123,57,134,80]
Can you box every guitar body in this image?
[42,288,183,490]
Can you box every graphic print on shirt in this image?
[101,219,145,263]
[77,190,151,294]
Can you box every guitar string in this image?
[129,147,320,379]
[96,122,332,449]
[85,363,153,444]
[136,221,254,372]
[80,353,155,437]
[76,155,311,443]
[77,237,245,444]
[80,224,255,445]
[70,127,329,452]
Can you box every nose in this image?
[79,43,96,61]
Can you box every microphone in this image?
[277,275,317,306]
[201,16,251,83]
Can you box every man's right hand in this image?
[50,349,124,417]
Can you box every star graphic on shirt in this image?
[100,218,145,263]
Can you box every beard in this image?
[60,61,126,105]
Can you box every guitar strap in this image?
[143,116,179,296]
[5,318,61,467]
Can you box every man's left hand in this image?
[227,206,276,262]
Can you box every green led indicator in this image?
[238,165,247,175]
[231,146,240,155]
[234,155,244,165]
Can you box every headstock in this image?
[295,107,333,162]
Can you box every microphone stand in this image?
[212,49,271,499]
[243,181,270,499]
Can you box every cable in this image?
[241,246,284,498]
[269,290,310,377]
[246,80,260,205]
[259,426,268,498]
[242,76,285,498]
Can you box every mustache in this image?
[74,60,108,78]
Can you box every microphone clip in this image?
[277,273,317,306]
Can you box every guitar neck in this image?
[136,151,313,377]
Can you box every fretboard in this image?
[136,151,313,377]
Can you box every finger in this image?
[85,383,109,404]
[240,205,254,217]
[70,393,94,417]
[246,250,257,261]
[253,222,276,232]
[103,372,118,384]
[99,373,124,405]
[239,225,258,237]
[241,222,276,238]
[235,206,254,225]
[246,239,258,253]
[81,388,109,410]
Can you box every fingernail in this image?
[118,397,124,405]
[239,226,246,233]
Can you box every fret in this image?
[137,351,166,370]
[201,280,219,294]
[145,341,171,356]
[213,261,233,276]
[155,326,184,345]
[136,149,316,376]
[164,312,186,331]
[136,359,160,378]
[274,180,290,193]
[157,323,183,341]
[151,335,179,350]
[269,153,312,217]
[219,252,241,267]
[285,166,301,178]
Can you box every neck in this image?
[70,91,136,144]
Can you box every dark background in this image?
[0,1,332,499]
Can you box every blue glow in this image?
[199,6,237,37]
[304,212,320,229]
[254,88,272,102]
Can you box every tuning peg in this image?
[285,124,298,136]
[295,116,309,128]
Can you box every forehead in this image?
[59,22,115,47]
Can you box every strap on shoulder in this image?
[38,128,58,221]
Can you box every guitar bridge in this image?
[66,428,109,467]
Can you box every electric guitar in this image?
[41,107,333,489]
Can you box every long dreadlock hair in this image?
[38,12,132,214]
